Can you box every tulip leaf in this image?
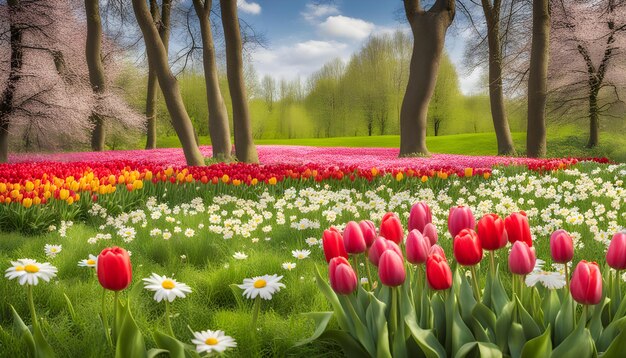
[541,289,561,329]
[316,329,370,357]
[508,322,526,358]
[472,302,496,340]
[33,320,56,358]
[599,316,626,357]
[458,274,477,325]
[152,331,186,358]
[597,316,626,353]
[365,293,392,358]
[446,290,475,357]
[520,324,552,358]
[495,300,515,354]
[420,287,433,329]
[115,303,147,358]
[554,293,576,346]
[10,305,36,356]
[338,295,376,356]
[515,296,541,340]
[314,265,353,333]
[454,342,502,358]
[295,312,334,346]
[404,315,446,358]
[146,349,169,358]
[431,293,446,345]
[590,298,608,342]
[490,267,510,315]
[551,309,595,358]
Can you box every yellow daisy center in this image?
[51,248,57,252]
[161,279,176,289]
[205,337,218,345]
[254,279,267,288]
[15,266,24,271]
[24,264,39,273]
[87,259,96,265]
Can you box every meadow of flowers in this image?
[0,148,624,357]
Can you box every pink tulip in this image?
[409,202,432,233]
[406,229,431,265]
[550,229,574,263]
[570,260,602,305]
[379,212,404,244]
[343,221,367,254]
[448,206,476,238]
[607,233,626,270]
[429,244,447,259]
[369,237,403,266]
[508,241,536,275]
[422,223,438,246]
[378,250,406,286]
[359,220,377,248]
[329,257,358,295]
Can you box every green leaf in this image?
[63,293,77,323]
[516,296,541,340]
[338,295,376,356]
[554,293,575,345]
[115,304,147,358]
[508,322,526,358]
[33,321,56,358]
[597,316,626,353]
[600,317,626,357]
[458,274,477,325]
[316,329,370,357]
[490,266,510,315]
[551,311,595,358]
[295,312,334,346]
[314,265,353,332]
[541,289,561,329]
[454,342,502,358]
[472,303,496,340]
[229,284,246,310]
[590,298,608,342]
[152,331,186,358]
[404,315,446,358]
[10,305,35,356]
[366,293,392,358]
[520,324,552,358]
[446,290,475,357]
[495,301,515,353]
[146,349,169,358]
[431,293,446,345]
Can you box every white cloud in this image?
[301,3,340,22]
[319,15,375,40]
[237,0,261,15]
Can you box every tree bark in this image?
[399,0,455,157]
[85,0,107,151]
[526,0,550,158]
[587,92,599,148]
[220,0,258,163]
[192,0,232,160]
[132,0,205,166]
[0,0,23,163]
[145,0,171,149]
[482,0,516,156]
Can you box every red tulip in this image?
[505,212,532,247]
[97,246,132,291]
[406,229,431,265]
[378,250,406,286]
[508,241,536,275]
[550,229,574,263]
[607,233,626,270]
[322,228,349,263]
[477,214,507,251]
[328,257,358,295]
[453,229,483,266]
[570,260,602,305]
[368,237,403,266]
[422,223,438,246]
[429,244,447,259]
[409,202,432,233]
[359,220,377,248]
[426,254,452,290]
[379,212,404,244]
[448,206,475,238]
[343,221,366,254]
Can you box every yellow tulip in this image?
[395,172,404,181]
[25,181,35,192]
[22,198,33,208]
[268,177,277,185]
[221,174,230,183]
[59,189,70,200]
[464,168,474,177]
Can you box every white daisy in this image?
[292,249,311,260]
[78,254,98,268]
[525,271,566,290]
[282,262,296,271]
[44,244,62,258]
[233,252,248,260]
[191,329,237,354]
[5,259,57,286]
[184,228,195,238]
[142,273,192,303]
[238,274,285,300]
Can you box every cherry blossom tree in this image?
[549,0,626,148]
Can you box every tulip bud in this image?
[322,228,349,263]
[379,212,404,244]
[422,223,438,246]
[409,202,432,233]
[97,247,132,291]
[448,206,475,238]
[328,257,358,295]
[505,212,532,247]
[369,237,403,266]
[426,254,452,290]
[570,260,602,305]
[606,233,626,270]
[453,229,483,266]
[550,229,574,264]
[429,244,446,259]
[406,229,431,265]
[343,221,367,254]
[359,220,377,248]
[508,241,536,275]
[477,214,507,251]
[378,250,406,286]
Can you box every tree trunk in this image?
[193,0,232,160]
[482,1,516,155]
[145,0,171,150]
[587,92,599,148]
[220,0,258,163]
[132,0,205,166]
[85,0,107,151]
[526,0,550,158]
[0,0,23,163]
[399,0,455,157]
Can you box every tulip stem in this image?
[27,285,38,331]
[165,300,175,337]
[112,291,119,344]
[470,266,481,301]
[390,287,398,342]
[251,296,261,330]
[564,264,570,293]
[101,289,112,348]
[489,251,496,277]
[352,255,360,283]
[365,256,374,291]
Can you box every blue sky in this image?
[236,0,482,94]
